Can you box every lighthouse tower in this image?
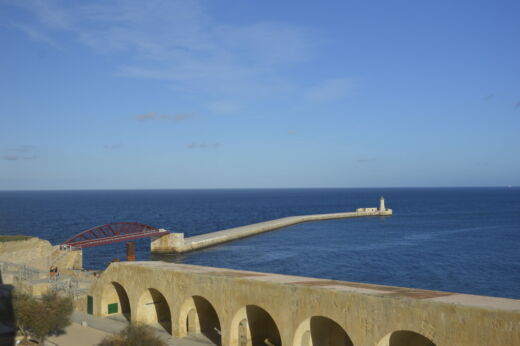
[379,196,386,212]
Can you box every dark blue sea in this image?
[1,188,519,299]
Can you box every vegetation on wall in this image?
[0,235,32,242]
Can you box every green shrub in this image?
[99,324,166,346]
[13,291,73,343]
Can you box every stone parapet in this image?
[89,261,520,346]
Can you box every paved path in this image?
[46,323,110,346]
[46,312,214,346]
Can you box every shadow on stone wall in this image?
[0,271,16,346]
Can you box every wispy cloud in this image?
[9,0,317,100]
[515,101,520,109]
[2,145,38,161]
[135,112,194,122]
[187,143,220,149]
[2,155,37,161]
[11,22,61,48]
[305,78,354,103]
[483,94,494,101]
[13,145,36,153]
[135,112,157,121]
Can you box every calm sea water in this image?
[0,188,519,299]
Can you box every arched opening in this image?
[136,288,172,334]
[101,281,131,321]
[233,305,281,346]
[310,316,353,346]
[293,316,353,346]
[182,296,222,345]
[377,330,436,346]
[195,296,222,345]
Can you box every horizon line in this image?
[0,185,516,192]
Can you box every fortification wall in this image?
[0,237,52,270]
[0,238,82,271]
[88,262,520,346]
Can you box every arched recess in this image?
[293,316,353,346]
[230,305,282,346]
[136,288,172,334]
[101,281,131,321]
[179,296,222,345]
[376,330,436,346]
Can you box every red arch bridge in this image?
[61,222,168,248]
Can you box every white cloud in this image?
[8,0,358,110]
[11,22,61,48]
[9,0,315,100]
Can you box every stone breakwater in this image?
[151,210,392,254]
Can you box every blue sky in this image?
[0,0,519,190]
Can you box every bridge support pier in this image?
[151,232,185,254]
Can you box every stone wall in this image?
[0,238,82,271]
[88,262,520,346]
[0,238,52,270]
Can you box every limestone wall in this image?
[89,262,520,346]
[0,238,82,271]
[0,237,52,270]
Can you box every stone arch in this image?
[136,288,172,334]
[178,296,222,345]
[293,316,353,346]
[101,281,131,321]
[230,305,281,346]
[376,330,435,346]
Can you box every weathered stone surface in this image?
[0,238,82,271]
[89,261,520,346]
[0,237,52,270]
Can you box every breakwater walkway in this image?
[151,206,392,254]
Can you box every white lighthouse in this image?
[356,197,392,215]
[379,196,386,212]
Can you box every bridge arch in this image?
[293,316,353,346]
[178,295,222,345]
[376,330,435,346]
[230,304,281,346]
[101,281,131,321]
[61,222,166,248]
[135,288,172,334]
